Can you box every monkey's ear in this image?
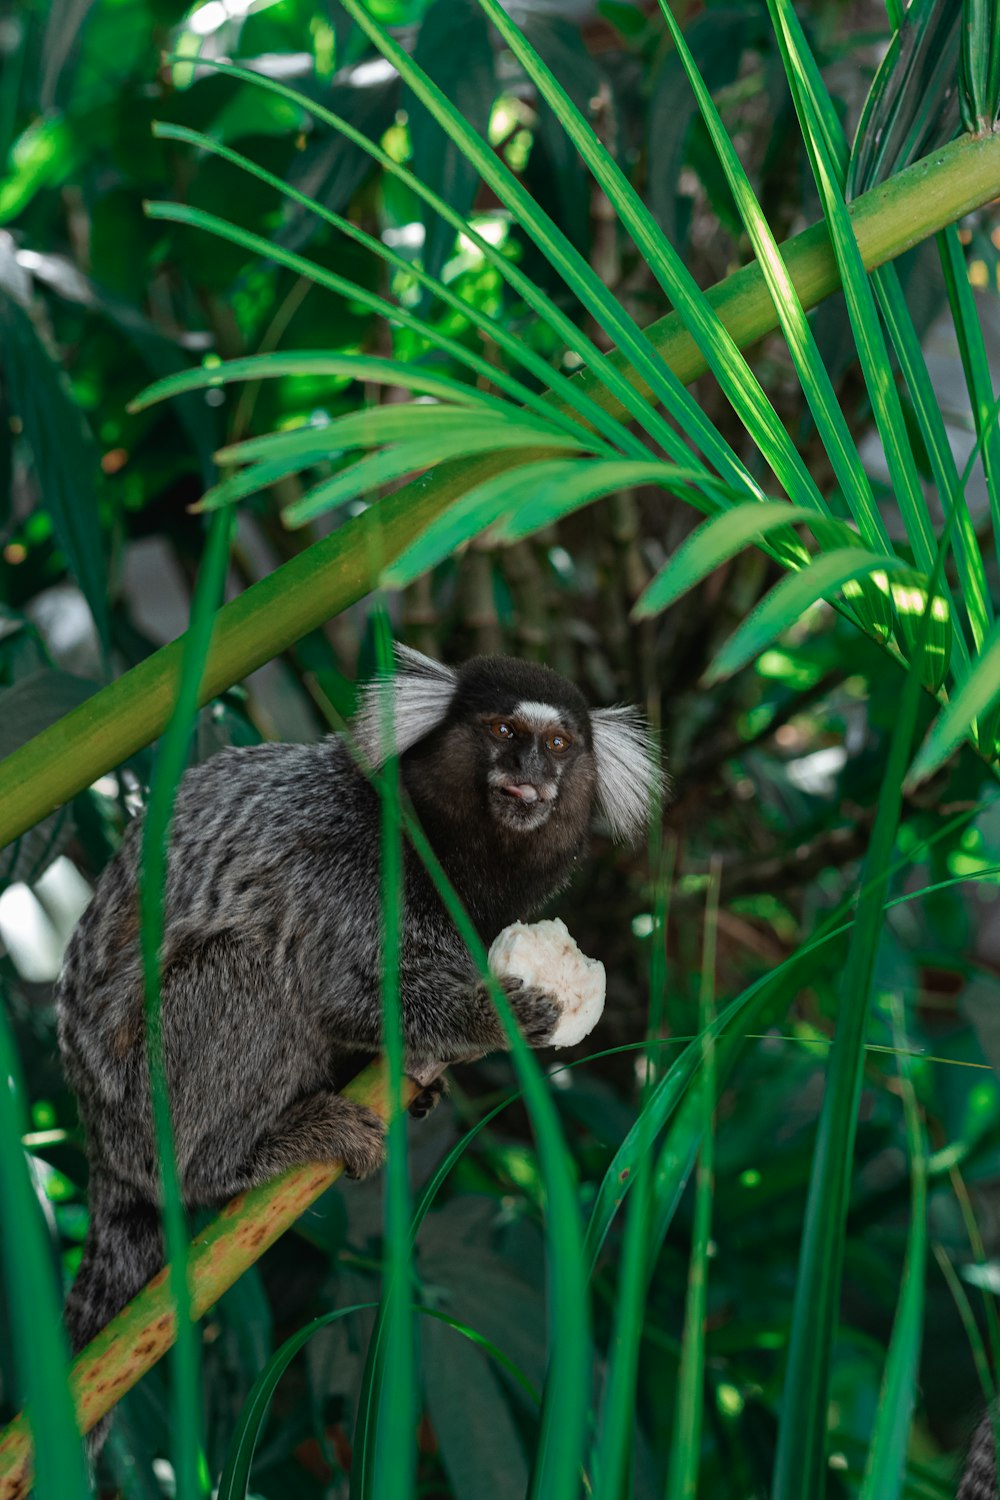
[354,644,458,767]
[590,706,661,843]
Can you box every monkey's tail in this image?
[65,1171,163,1460]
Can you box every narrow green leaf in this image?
[858,998,928,1500]
[765,0,959,674]
[871,262,985,668]
[490,463,736,546]
[422,1313,530,1500]
[706,549,909,685]
[847,0,961,197]
[218,1301,538,1500]
[139,508,234,1500]
[378,458,590,587]
[218,406,566,467]
[771,518,951,1500]
[218,1303,378,1499]
[282,428,589,530]
[129,351,525,416]
[307,680,590,1500]
[632,502,823,620]
[590,836,673,1500]
[0,1001,90,1500]
[665,870,719,1500]
[960,0,1000,130]
[371,616,414,1500]
[907,622,1000,786]
[938,226,1000,564]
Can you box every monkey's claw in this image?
[409,1077,446,1119]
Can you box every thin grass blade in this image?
[383,459,716,589]
[632,502,825,620]
[665,866,720,1500]
[139,507,234,1499]
[858,997,928,1500]
[141,201,595,440]
[129,352,527,416]
[589,830,672,1499]
[282,428,589,530]
[370,614,415,1500]
[0,1000,91,1500]
[311,664,590,1500]
[654,0,890,556]
[937,226,1000,568]
[906,621,1000,786]
[490,465,743,547]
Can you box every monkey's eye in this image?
[489,720,515,740]
[546,732,571,754]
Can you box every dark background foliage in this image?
[1,0,999,1494]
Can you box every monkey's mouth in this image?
[491,781,555,829]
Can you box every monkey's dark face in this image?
[477,703,586,834]
[359,648,657,862]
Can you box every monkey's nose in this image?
[500,782,540,803]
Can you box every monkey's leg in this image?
[243,1091,387,1184]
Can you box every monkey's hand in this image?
[488,919,606,1049]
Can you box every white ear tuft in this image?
[590,706,661,843]
[353,643,457,767]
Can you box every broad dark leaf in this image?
[0,293,109,658]
[421,1312,531,1500]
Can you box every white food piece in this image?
[487,917,606,1049]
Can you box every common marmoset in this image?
[57,646,657,1410]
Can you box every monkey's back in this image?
[56,737,390,1196]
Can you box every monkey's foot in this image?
[338,1104,388,1179]
[249,1092,387,1183]
[488,918,606,1049]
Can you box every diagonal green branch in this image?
[0,130,998,851]
[0,1061,412,1498]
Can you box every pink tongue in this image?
[504,783,539,803]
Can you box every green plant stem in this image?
[0,130,997,849]
[0,1060,414,1500]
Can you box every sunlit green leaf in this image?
[706,549,911,685]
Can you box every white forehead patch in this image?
[514,700,565,730]
[353,643,457,767]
